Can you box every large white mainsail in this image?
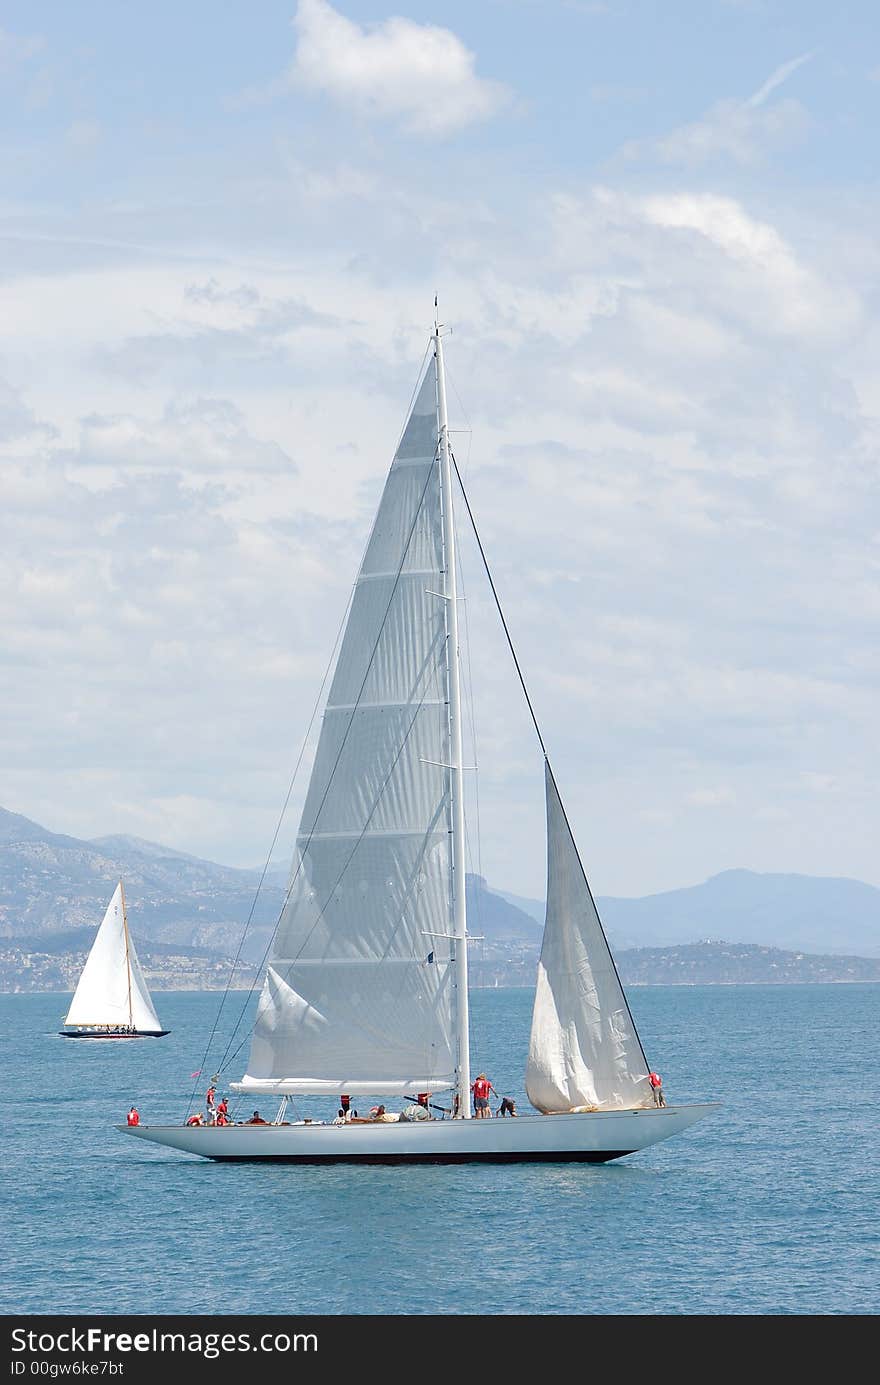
[63,881,165,1033]
[525,763,652,1113]
[236,359,459,1097]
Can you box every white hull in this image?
[119,1103,718,1164]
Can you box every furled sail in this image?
[63,882,165,1033]
[236,359,457,1096]
[525,763,652,1113]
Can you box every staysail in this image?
[63,881,165,1033]
[236,358,458,1097]
[525,763,652,1113]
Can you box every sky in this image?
[1,0,879,901]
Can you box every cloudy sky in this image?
[2,0,879,902]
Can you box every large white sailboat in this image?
[61,880,169,1039]
[122,318,716,1159]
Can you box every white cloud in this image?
[624,54,814,167]
[656,97,808,166]
[641,191,859,338]
[71,397,294,478]
[287,0,512,136]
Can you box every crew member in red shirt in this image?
[470,1073,496,1118]
[126,1105,140,1126]
[648,1072,666,1107]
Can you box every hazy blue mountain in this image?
[90,833,205,863]
[0,806,283,964]
[500,869,880,958]
[0,806,82,849]
[466,876,542,943]
[495,889,545,927]
[3,807,879,968]
[597,870,880,958]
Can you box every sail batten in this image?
[326,700,446,711]
[297,829,447,842]
[355,567,441,580]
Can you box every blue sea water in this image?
[2,984,878,1317]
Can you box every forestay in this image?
[236,361,458,1097]
[525,763,652,1113]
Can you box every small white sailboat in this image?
[61,879,169,1038]
[122,316,716,1158]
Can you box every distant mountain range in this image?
[500,868,880,959]
[0,806,283,965]
[1,804,879,992]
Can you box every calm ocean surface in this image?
[2,984,878,1317]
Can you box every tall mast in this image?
[120,879,134,1030]
[435,316,471,1119]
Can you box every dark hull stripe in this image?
[198,1149,634,1165]
[59,1031,170,1039]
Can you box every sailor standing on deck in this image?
[471,1073,496,1118]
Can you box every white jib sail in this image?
[237,359,458,1097]
[64,882,164,1032]
[525,763,652,1113]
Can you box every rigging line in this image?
[451,445,647,1068]
[192,584,355,1097]
[219,444,442,1074]
[450,448,547,760]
